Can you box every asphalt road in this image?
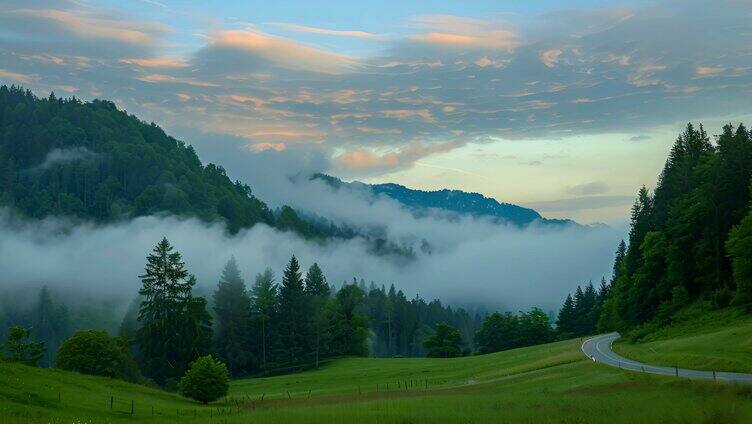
[581,333,752,383]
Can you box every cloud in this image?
[694,65,724,77]
[29,147,98,171]
[332,141,457,176]
[196,29,357,74]
[629,134,652,142]
[407,15,518,50]
[265,23,386,40]
[0,3,169,59]
[540,49,563,68]
[566,181,609,196]
[121,57,189,68]
[524,196,635,213]
[137,73,220,87]
[8,8,167,45]
[0,68,34,84]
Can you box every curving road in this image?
[581,333,752,384]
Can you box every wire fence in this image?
[35,376,453,419]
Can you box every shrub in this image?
[1,326,45,365]
[56,330,139,381]
[178,355,229,404]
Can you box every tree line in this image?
[557,123,752,336]
[3,235,562,389]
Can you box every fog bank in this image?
[0,207,621,312]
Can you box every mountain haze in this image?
[314,173,577,227]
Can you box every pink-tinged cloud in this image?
[266,23,386,40]
[381,109,436,122]
[333,141,458,174]
[11,8,168,45]
[252,129,324,138]
[627,64,666,86]
[408,15,518,50]
[138,73,220,87]
[694,65,724,77]
[121,57,188,68]
[540,49,563,68]
[210,30,357,73]
[356,126,402,135]
[410,31,516,49]
[251,142,287,152]
[0,68,34,83]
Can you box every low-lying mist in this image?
[0,203,621,313]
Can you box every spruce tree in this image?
[136,237,212,385]
[556,294,576,337]
[213,257,252,376]
[305,263,330,368]
[32,287,70,367]
[277,255,309,363]
[250,268,277,373]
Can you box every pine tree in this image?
[277,255,309,363]
[580,283,597,335]
[250,268,277,374]
[213,257,252,376]
[136,237,212,385]
[305,263,330,297]
[611,240,626,284]
[556,294,576,337]
[32,287,70,367]
[305,263,330,368]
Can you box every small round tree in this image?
[423,322,463,358]
[178,355,229,404]
[56,330,139,381]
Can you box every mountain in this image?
[313,173,577,227]
[0,86,317,236]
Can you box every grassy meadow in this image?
[2,337,752,423]
[613,306,752,374]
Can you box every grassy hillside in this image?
[614,306,752,373]
[3,338,752,423]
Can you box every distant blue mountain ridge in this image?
[312,173,579,228]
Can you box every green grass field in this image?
[613,306,752,374]
[3,337,752,423]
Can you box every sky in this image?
[1,0,751,225]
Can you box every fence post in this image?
[110,396,113,409]
[713,371,716,381]
[130,400,134,415]
[675,366,678,377]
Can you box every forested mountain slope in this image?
[557,123,752,337]
[0,85,317,235]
